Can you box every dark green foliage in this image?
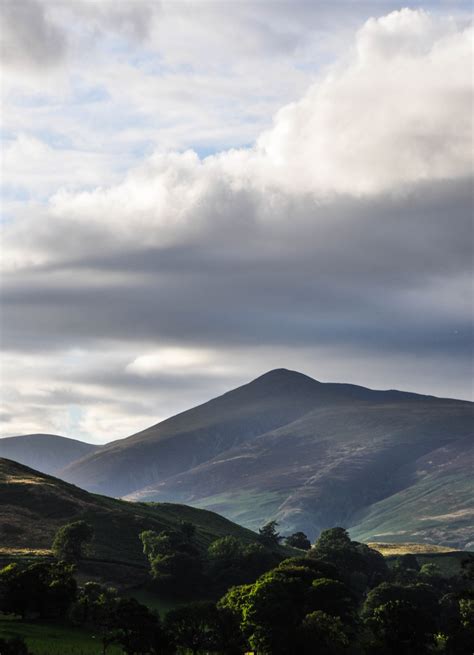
[72,583,120,654]
[0,561,76,619]
[362,582,438,619]
[278,556,340,580]
[219,567,316,654]
[391,553,421,583]
[284,531,311,550]
[311,527,388,592]
[3,524,473,655]
[207,536,278,592]
[365,599,436,655]
[165,601,242,655]
[297,611,349,655]
[363,582,440,655]
[310,578,357,622]
[52,520,94,563]
[141,527,279,598]
[461,553,474,580]
[258,520,282,546]
[218,528,473,655]
[112,597,168,655]
[140,527,202,595]
[438,592,474,655]
[178,520,196,543]
[69,582,170,654]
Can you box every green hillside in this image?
[128,398,473,547]
[0,458,267,571]
[349,438,473,549]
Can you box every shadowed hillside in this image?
[0,458,265,569]
[0,434,98,475]
[56,369,473,547]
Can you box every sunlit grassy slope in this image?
[0,458,266,571]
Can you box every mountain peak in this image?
[251,368,320,385]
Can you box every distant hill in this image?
[0,458,265,570]
[58,369,473,548]
[0,434,99,475]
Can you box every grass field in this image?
[368,542,458,556]
[0,615,122,655]
[367,543,472,578]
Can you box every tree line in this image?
[0,520,472,654]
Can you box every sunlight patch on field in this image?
[367,542,459,556]
[0,547,52,556]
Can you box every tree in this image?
[310,528,388,592]
[258,520,282,546]
[113,597,168,655]
[220,568,312,654]
[284,531,311,550]
[165,602,223,655]
[207,537,278,592]
[310,578,357,622]
[0,561,76,619]
[52,520,94,563]
[71,584,171,654]
[78,584,120,655]
[419,562,443,589]
[313,527,352,552]
[439,593,474,655]
[140,528,202,596]
[363,582,439,655]
[297,611,349,655]
[365,599,437,655]
[391,553,420,583]
[277,556,340,581]
[362,582,438,620]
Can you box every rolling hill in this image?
[0,434,98,475]
[58,369,473,548]
[0,458,266,570]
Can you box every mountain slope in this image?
[0,458,264,568]
[58,369,473,548]
[61,368,376,496]
[0,434,98,475]
[349,437,474,549]
[127,399,473,547]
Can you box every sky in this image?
[0,0,472,444]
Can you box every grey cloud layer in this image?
[1,6,472,440]
[2,178,471,357]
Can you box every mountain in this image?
[61,369,340,496]
[60,369,473,548]
[0,458,265,570]
[0,434,99,475]
[349,437,474,549]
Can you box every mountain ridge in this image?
[5,370,471,548]
[0,433,99,476]
[55,369,472,547]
